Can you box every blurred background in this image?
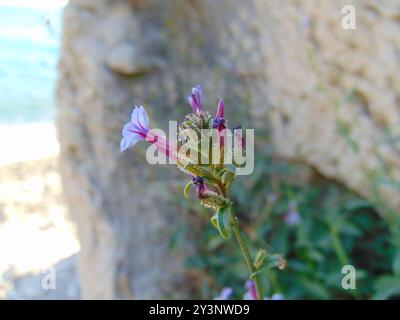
[0,0,78,298]
[1,0,400,299]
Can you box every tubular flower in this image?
[212,98,227,149]
[212,98,226,131]
[187,85,203,113]
[192,175,206,199]
[120,105,150,152]
[243,280,258,300]
[120,105,176,160]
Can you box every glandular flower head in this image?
[199,191,229,211]
[176,111,213,171]
[121,85,242,212]
[180,110,212,131]
[177,86,241,185]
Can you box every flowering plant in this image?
[121,85,285,300]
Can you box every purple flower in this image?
[243,280,258,300]
[284,200,300,226]
[120,105,150,152]
[192,176,206,199]
[214,287,233,300]
[215,98,224,118]
[212,98,226,132]
[269,293,284,300]
[243,280,285,300]
[187,85,203,113]
[120,105,177,160]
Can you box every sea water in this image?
[0,1,64,124]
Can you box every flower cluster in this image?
[121,85,245,220]
[176,86,245,217]
[120,85,285,300]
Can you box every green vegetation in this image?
[171,140,400,299]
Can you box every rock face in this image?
[57,0,400,298]
[57,0,192,299]
[259,0,400,213]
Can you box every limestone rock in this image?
[57,0,400,299]
[57,0,191,299]
[106,43,165,75]
[257,0,400,212]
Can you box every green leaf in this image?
[249,268,265,279]
[183,181,192,199]
[222,170,235,186]
[254,249,268,270]
[184,164,216,182]
[212,206,231,239]
[340,222,361,237]
[344,199,373,212]
[372,275,400,300]
[216,168,227,178]
[225,164,237,175]
[252,252,287,272]
[263,254,287,270]
[210,213,218,229]
[393,251,400,275]
[298,277,331,300]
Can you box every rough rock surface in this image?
[5,256,79,300]
[57,0,193,299]
[259,0,400,213]
[57,0,400,298]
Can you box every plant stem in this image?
[330,226,361,300]
[216,179,264,299]
[229,205,264,300]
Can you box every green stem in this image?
[229,206,264,300]
[330,226,361,300]
[330,227,348,267]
